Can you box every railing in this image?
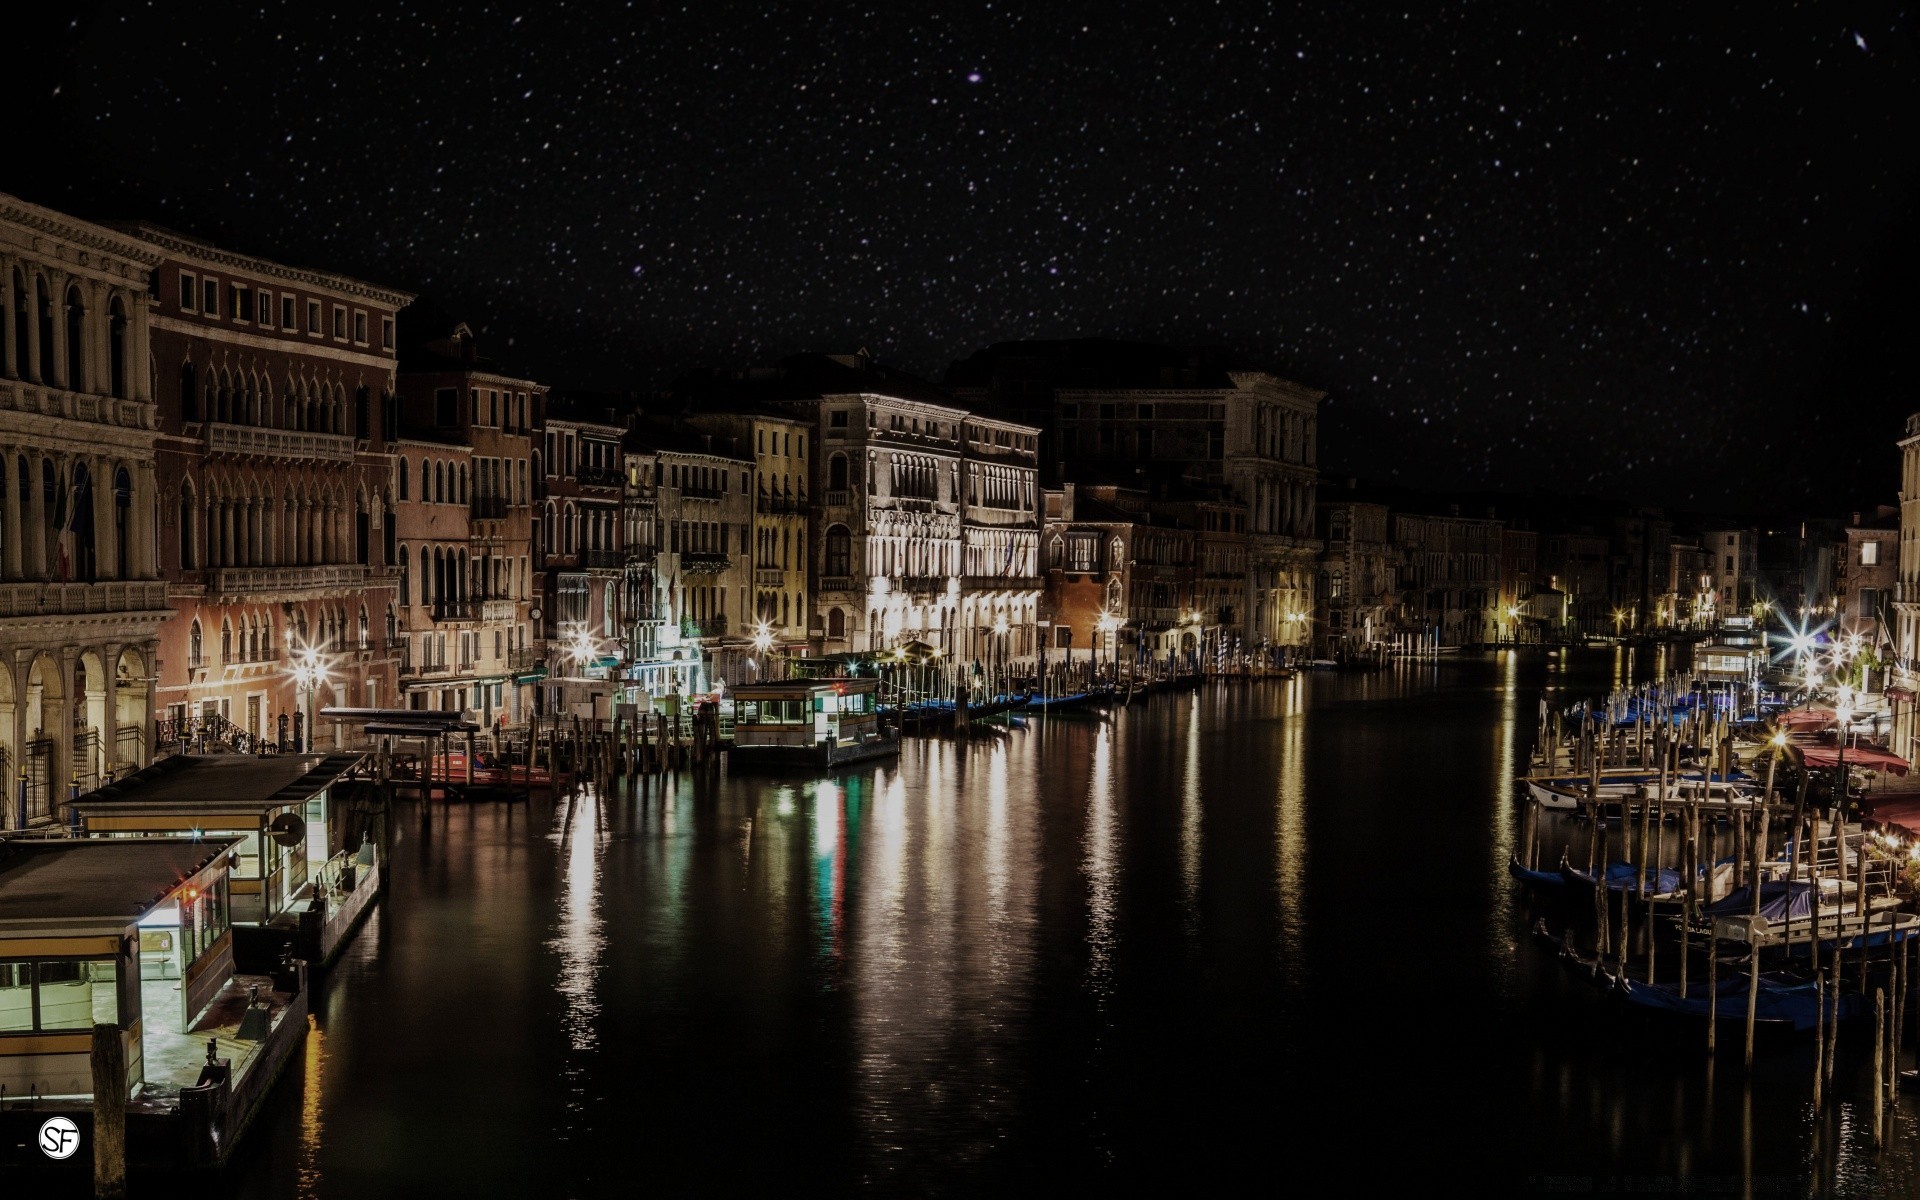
[754,567,786,587]
[680,484,724,500]
[470,495,506,520]
[156,710,271,755]
[209,564,367,597]
[581,549,623,569]
[0,579,171,618]
[758,495,808,514]
[431,599,479,621]
[206,422,355,463]
[819,575,853,592]
[576,466,625,488]
[898,575,953,596]
[509,647,542,673]
[482,598,517,623]
[681,552,731,575]
[822,489,853,508]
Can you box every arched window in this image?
[398,545,410,606]
[828,607,845,638]
[825,524,851,578]
[108,297,129,399]
[113,467,132,578]
[398,456,410,500]
[32,277,55,388]
[358,605,369,650]
[433,461,445,503]
[10,271,29,381]
[563,503,576,554]
[221,619,233,664]
[190,619,203,667]
[178,487,196,568]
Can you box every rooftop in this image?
[0,838,234,925]
[72,753,366,814]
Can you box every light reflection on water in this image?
[550,787,605,1054]
[222,656,1920,1199]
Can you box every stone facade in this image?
[0,193,170,822]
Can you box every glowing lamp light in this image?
[993,616,1010,637]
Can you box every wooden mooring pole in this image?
[90,1022,125,1198]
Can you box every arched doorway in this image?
[23,653,65,823]
[75,649,109,791]
[115,647,150,772]
[0,661,15,825]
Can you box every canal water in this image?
[162,653,1920,1193]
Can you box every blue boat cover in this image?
[1704,881,1815,923]
[1601,861,1682,894]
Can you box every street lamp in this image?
[752,620,774,681]
[290,646,328,754]
[1096,610,1119,681]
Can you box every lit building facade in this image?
[395,315,543,722]
[120,221,408,753]
[0,194,170,821]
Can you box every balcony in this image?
[897,575,953,597]
[822,489,853,508]
[961,574,1041,593]
[819,575,854,593]
[0,579,172,619]
[208,564,367,600]
[482,598,517,623]
[681,484,724,500]
[581,549,624,570]
[0,379,154,431]
[754,567,786,587]
[758,495,808,514]
[206,422,355,463]
[680,615,729,639]
[509,647,543,674]
[680,552,731,576]
[576,466,625,489]
[470,495,507,520]
[431,599,479,622]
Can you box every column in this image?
[27,457,47,579]
[54,646,76,811]
[1,443,17,580]
[131,294,154,405]
[48,274,68,391]
[0,255,14,379]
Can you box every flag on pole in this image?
[52,468,78,583]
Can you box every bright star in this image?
[1854,31,1868,51]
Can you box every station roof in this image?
[70,753,366,817]
[0,838,236,927]
[729,677,877,697]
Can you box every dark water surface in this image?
[171,652,1920,1195]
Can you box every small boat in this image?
[1509,854,1568,895]
[1030,691,1094,711]
[1614,971,1865,1033]
[1560,860,1687,902]
[1303,659,1338,671]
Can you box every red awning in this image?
[1868,796,1920,839]
[1776,708,1838,731]
[1795,744,1911,776]
[1888,687,1917,702]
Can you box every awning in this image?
[1776,708,1838,732]
[1795,744,1911,776]
[1888,687,1917,703]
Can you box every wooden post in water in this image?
[1814,968,1826,1111]
[90,1022,125,1198]
[1874,987,1886,1148]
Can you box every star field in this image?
[9,2,1916,511]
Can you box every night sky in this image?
[9,3,1916,512]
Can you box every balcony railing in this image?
[822,489,853,508]
[209,564,367,597]
[680,615,728,639]
[482,598,517,623]
[681,552,731,576]
[819,575,853,592]
[754,567,785,587]
[897,575,953,596]
[509,647,542,673]
[576,466,625,488]
[680,484,724,500]
[581,548,624,569]
[758,495,808,514]
[206,422,355,463]
[431,598,479,622]
[0,579,171,618]
[470,495,507,520]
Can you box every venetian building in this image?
[0,193,170,824]
[110,221,410,749]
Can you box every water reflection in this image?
[1489,648,1520,968]
[1085,722,1119,992]
[1275,677,1307,975]
[550,787,605,1053]
[1181,700,1202,928]
[295,1014,324,1200]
